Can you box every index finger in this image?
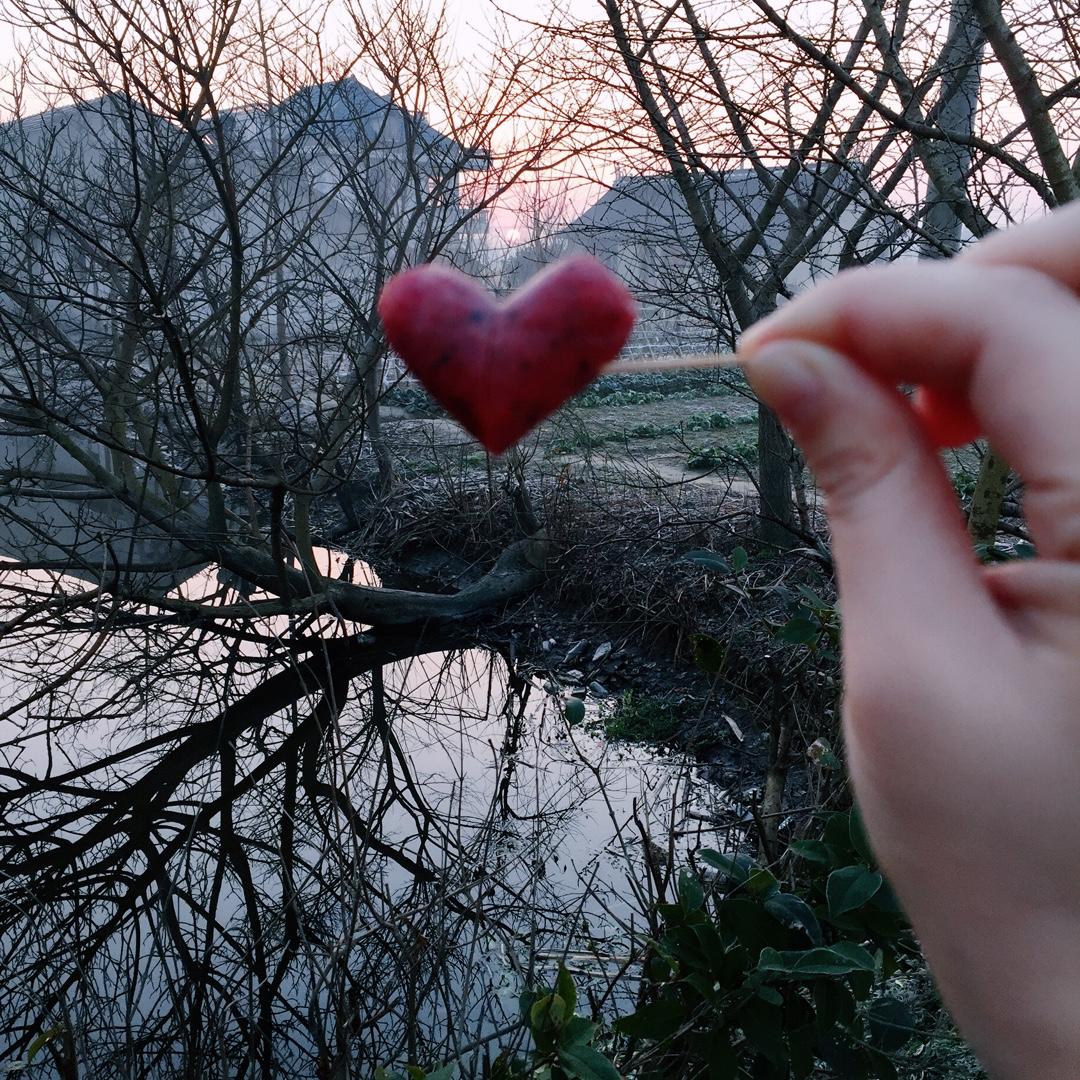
[738,216,1080,561]
[959,202,1080,287]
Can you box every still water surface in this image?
[0,553,735,1075]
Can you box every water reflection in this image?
[0,555,731,1077]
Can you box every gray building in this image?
[0,80,484,586]
[544,166,873,354]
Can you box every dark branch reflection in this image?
[0,561,722,1077]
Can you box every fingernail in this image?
[744,340,827,427]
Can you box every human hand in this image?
[738,203,1080,1079]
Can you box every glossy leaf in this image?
[556,1042,622,1080]
[827,866,883,918]
[747,867,779,898]
[867,995,916,1053]
[679,869,706,912]
[763,892,823,945]
[682,550,731,573]
[758,942,875,978]
[699,849,751,884]
[788,839,833,865]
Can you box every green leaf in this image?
[556,1041,622,1080]
[560,1016,597,1047]
[747,867,778,898]
[870,878,902,915]
[699,849,751,884]
[814,979,857,1032]
[827,866,883,918]
[788,1022,817,1079]
[867,995,916,1053]
[738,998,787,1065]
[794,584,831,611]
[823,812,857,853]
[491,1053,528,1080]
[788,839,833,865]
[682,550,731,574]
[531,992,568,1033]
[679,869,706,911]
[615,1000,686,1041]
[763,892,823,945]
[556,965,578,1015]
[731,546,749,573]
[869,1048,900,1080]
[564,697,586,726]
[757,942,876,978]
[692,633,726,674]
[807,738,842,770]
[692,1027,738,1078]
[27,1026,62,1062]
[425,1067,456,1080]
[851,967,874,1001]
[719,898,786,953]
[519,989,541,1019]
[848,809,874,865]
[776,616,820,645]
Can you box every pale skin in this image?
[735,201,1080,1079]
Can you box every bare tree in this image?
[751,0,1079,544]
[520,0,1078,550]
[523,0,921,546]
[0,1,588,1073]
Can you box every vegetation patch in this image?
[600,689,683,744]
[685,438,758,470]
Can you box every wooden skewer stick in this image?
[606,353,745,374]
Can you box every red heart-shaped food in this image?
[912,385,981,447]
[377,256,637,453]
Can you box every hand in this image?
[738,203,1080,1080]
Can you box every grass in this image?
[572,368,740,408]
[685,438,757,470]
[600,690,683,744]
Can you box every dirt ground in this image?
[382,378,764,502]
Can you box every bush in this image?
[381,809,980,1079]
[610,809,968,1079]
[601,690,682,744]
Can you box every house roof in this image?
[5,78,488,173]
[224,77,488,171]
[563,165,859,254]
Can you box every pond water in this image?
[0,553,738,1077]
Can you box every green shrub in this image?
[381,810,980,1079]
[685,410,737,431]
[615,810,926,1079]
[601,690,682,744]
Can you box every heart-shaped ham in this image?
[377,256,637,453]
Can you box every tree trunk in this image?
[759,661,794,863]
[968,448,1011,550]
[363,357,395,496]
[918,0,1014,550]
[757,404,798,549]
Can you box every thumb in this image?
[744,340,994,641]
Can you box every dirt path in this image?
[383,388,761,498]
